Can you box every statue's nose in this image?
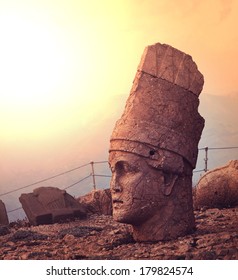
[111,173,122,192]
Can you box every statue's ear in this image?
[162,172,178,196]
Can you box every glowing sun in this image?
[0,14,71,104]
[0,13,74,140]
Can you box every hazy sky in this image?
[1,0,238,144]
[1,0,238,216]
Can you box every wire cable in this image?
[208,146,238,150]
[0,162,91,197]
[199,146,238,150]
[7,174,93,214]
[93,161,109,164]
[63,174,92,190]
[2,146,238,200]
[7,206,23,214]
[94,174,112,178]
[193,169,205,173]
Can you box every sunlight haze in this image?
[1,0,238,220]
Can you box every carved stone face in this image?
[109,151,170,225]
[108,42,203,241]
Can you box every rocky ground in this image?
[0,207,237,260]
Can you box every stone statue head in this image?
[108,43,205,241]
[109,152,174,223]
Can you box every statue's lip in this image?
[113,199,123,204]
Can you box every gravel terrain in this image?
[0,207,237,260]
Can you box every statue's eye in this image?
[115,161,135,174]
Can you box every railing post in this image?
[90,161,96,190]
[204,147,208,172]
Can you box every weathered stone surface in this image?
[78,189,112,215]
[0,200,9,225]
[138,43,204,96]
[109,42,204,242]
[19,187,87,225]
[194,160,238,210]
[19,193,52,225]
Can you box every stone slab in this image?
[19,187,87,225]
[19,193,53,225]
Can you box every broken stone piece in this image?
[19,186,87,225]
[0,199,9,225]
[138,43,204,96]
[194,160,238,210]
[19,193,52,225]
[78,189,112,215]
[109,42,204,241]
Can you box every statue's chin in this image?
[112,208,148,226]
[112,208,136,224]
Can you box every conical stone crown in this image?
[110,42,204,170]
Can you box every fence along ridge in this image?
[3,161,111,215]
[2,145,238,197]
[2,145,238,198]
[2,146,238,215]
[0,162,92,197]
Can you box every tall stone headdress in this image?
[110,43,204,174]
[109,43,205,241]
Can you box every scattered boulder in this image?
[19,186,87,225]
[19,192,52,225]
[194,160,238,209]
[78,189,112,215]
[0,199,9,225]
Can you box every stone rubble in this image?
[0,207,237,260]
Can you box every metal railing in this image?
[0,161,111,220]
[1,145,238,221]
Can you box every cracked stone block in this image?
[19,187,87,225]
[109,42,204,241]
[19,193,53,225]
[0,200,9,225]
